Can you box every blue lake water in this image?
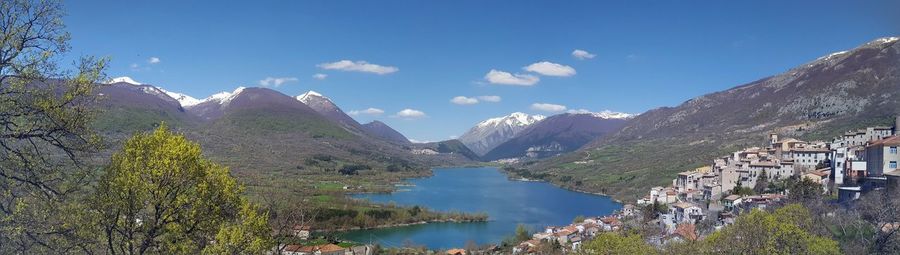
[340,167,621,249]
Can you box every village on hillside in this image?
[504,117,900,254]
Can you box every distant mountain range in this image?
[480,112,629,161]
[458,112,545,156]
[92,80,480,198]
[528,36,900,200]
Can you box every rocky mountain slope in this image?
[362,120,410,144]
[482,112,628,161]
[297,90,366,134]
[527,37,900,200]
[458,112,545,155]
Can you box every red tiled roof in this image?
[284,244,345,253]
[673,224,698,241]
[869,136,900,147]
[447,248,467,255]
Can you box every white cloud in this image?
[393,108,427,119]
[148,57,161,64]
[312,73,328,80]
[530,103,567,112]
[571,49,595,60]
[477,95,502,102]
[524,61,576,77]
[484,69,539,86]
[317,60,398,75]
[450,96,479,105]
[449,135,458,139]
[258,77,299,87]
[348,107,385,116]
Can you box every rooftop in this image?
[869,136,900,147]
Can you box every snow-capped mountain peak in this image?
[874,36,899,44]
[206,87,246,105]
[477,112,545,128]
[459,112,546,156]
[157,87,202,107]
[566,109,635,119]
[296,90,329,104]
[108,76,142,85]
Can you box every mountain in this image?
[362,120,410,144]
[158,87,202,107]
[90,82,478,200]
[458,112,545,156]
[529,36,900,200]
[482,112,628,161]
[95,79,197,133]
[296,91,365,133]
[410,139,481,161]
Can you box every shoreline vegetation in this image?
[502,166,627,203]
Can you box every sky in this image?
[63,1,900,142]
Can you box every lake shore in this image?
[324,218,490,232]
[340,167,622,249]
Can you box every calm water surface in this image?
[340,167,621,249]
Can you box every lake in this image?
[340,167,621,249]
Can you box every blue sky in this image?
[64,1,899,141]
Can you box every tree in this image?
[733,181,754,196]
[573,215,587,224]
[94,124,270,254]
[754,170,769,194]
[788,177,823,202]
[578,232,657,255]
[202,202,272,255]
[702,204,840,254]
[0,0,107,253]
[515,224,531,242]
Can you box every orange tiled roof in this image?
[674,224,698,241]
[446,248,466,255]
[869,136,900,147]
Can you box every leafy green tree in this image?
[788,177,823,202]
[94,124,270,254]
[0,0,107,252]
[578,232,657,255]
[702,204,840,254]
[202,202,272,255]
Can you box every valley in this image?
[4,1,898,253]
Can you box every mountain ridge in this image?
[526,36,900,201]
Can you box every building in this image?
[282,244,346,255]
[866,136,900,177]
[669,202,704,224]
[446,248,466,255]
[292,225,311,240]
[723,195,742,211]
[789,147,831,170]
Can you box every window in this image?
[891,161,898,169]
[891,147,897,154]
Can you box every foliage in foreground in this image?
[579,204,839,255]
[0,0,109,252]
[94,125,271,254]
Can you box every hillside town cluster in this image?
[626,118,900,240]
[506,118,900,254]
